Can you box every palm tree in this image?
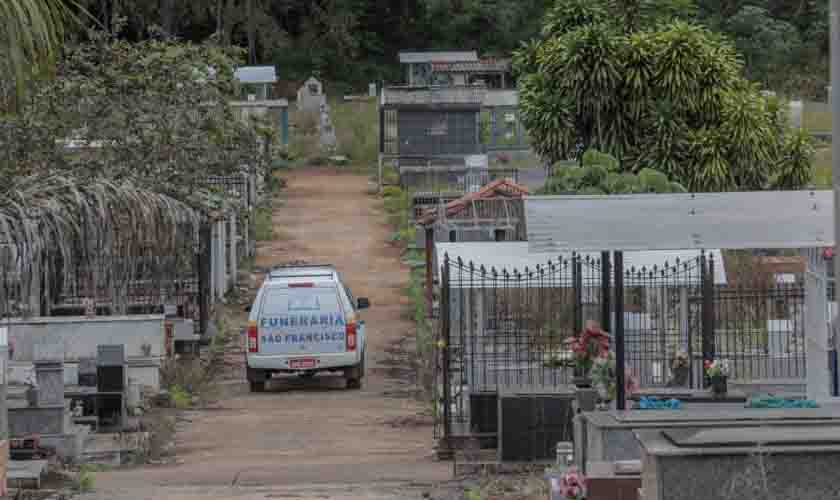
[0,0,72,108]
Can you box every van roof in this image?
[268,264,338,281]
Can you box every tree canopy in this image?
[27,1,822,98]
[1,0,76,106]
[514,0,814,192]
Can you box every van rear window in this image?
[289,295,320,311]
[261,287,340,315]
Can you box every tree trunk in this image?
[247,0,256,64]
[223,0,237,46]
[161,0,175,36]
[216,0,223,37]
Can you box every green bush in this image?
[253,206,275,241]
[75,465,98,492]
[382,186,402,198]
[169,385,193,409]
[542,149,686,195]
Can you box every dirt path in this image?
[84,168,451,500]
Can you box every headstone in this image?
[319,103,338,151]
[789,100,803,129]
[369,83,377,98]
[34,360,64,407]
[297,76,326,112]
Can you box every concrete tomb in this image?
[637,425,840,500]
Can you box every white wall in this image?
[6,315,165,362]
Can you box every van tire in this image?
[249,381,266,393]
[346,353,365,390]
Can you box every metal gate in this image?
[435,251,805,447]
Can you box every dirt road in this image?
[85,168,452,500]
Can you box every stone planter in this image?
[710,375,728,397]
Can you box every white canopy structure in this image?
[522,190,836,402]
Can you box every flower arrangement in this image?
[704,359,730,378]
[671,351,689,372]
[590,352,640,407]
[564,322,610,375]
[551,467,587,500]
[590,351,616,393]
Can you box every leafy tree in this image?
[515,0,813,192]
[0,30,264,317]
[540,149,687,195]
[724,6,802,89]
[1,29,263,212]
[1,0,76,108]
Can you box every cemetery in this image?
[0,50,282,488]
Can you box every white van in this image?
[245,265,369,392]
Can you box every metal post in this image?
[281,107,289,146]
[425,226,435,316]
[831,0,840,397]
[833,0,840,302]
[440,256,452,455]
[197,223,211,336]
[614,251,626,410]
[701,253,715,385]
[601,251,611,333]
[574,255,583,333]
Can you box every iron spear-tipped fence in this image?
[434,252,805,443]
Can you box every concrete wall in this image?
[6,315,165,362]
[9,360,161,393]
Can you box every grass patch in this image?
[802,109,832,133]
[331,98,378,171]
[254,206,275,241]
[74,464,98,492]
[815,146,832,188]
[159,309,238,408]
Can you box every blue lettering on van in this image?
[261,314,345,329]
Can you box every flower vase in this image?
[595,383,611,411]
[573,366,592,388]
[710,375,728,398]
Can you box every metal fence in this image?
[480,108,530,152]
[398,166,519,192]
[435,252,806,443]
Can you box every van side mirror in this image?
[357,297,370,310]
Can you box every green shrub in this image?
[382,186,402,198]
[169,385,192,409]
[75,465,98,492]
[254,206,275,241]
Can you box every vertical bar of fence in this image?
[573,254,583,334]
[440,255,452,453]
[614,251,626,410]
[700,253,714,387]
[601,252,611,333]
[197,223,212,336]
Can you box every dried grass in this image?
[0,175,200,317]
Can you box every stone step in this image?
[8,459,48,490]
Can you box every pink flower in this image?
[559,467,587,499]
[625,368,640,394]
